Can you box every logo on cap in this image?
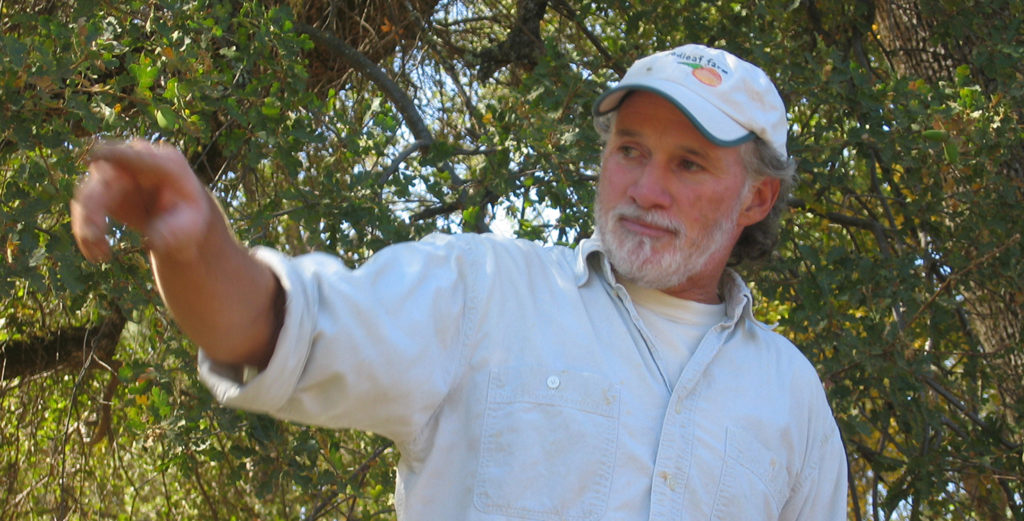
[670,49,729,87]
[687,62,722,86]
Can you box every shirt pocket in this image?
[473,366,620,521]
[710,426,788,520]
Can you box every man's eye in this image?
[678,159,704,171]
[620,146,638,158]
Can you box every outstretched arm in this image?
[71,140,283,368]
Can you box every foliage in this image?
[1,0,1022,519]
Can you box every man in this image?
[72,44,847,520]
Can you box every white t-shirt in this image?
[622,281,726,385]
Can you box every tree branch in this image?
[790,199,896,258]
[410,200,463,223]
[919,372,1020,450]
[473,0,549,80]
[377,138,433,185]
[549,0,625,76]
[295,21,434,147]
[1,310,126,379]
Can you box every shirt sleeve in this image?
[198,233,482,446]
[778,408,849,520]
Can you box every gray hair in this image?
[732,137,796,265]
[594,110,796,265]
[594,112,616,143]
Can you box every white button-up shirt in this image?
[200,233,847,520]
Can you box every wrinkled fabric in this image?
[200,233,847,521]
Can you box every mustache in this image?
[607,204,684,236]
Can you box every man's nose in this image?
[626,162,672,209]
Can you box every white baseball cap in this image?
[594,44,789,158]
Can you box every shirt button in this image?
[546,376,561,389]
[658,470,677,491]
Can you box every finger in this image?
[70,196,109,262]
[91,140,206,216]
[89,139,194,192]
[70,159,136,261]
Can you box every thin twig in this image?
[302,440,393,521]
[919,373,1020,450]
[901,233,1021,332]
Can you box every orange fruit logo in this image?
[683,62,724,87]
[692,66,722,86]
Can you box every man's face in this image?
[595,91,775,302]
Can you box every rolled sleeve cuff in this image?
[197,246,315,415]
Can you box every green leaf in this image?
[163,77,179,100]
[943,142,960,164]
[129,55,159,94]
[260,97,282,117]
[155,106,177,129]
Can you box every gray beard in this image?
[595,200,736,290]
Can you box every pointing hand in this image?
[70,140,212,263]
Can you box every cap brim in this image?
[593,80,754,148]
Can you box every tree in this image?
[1,0,1022,519]
[776,1,1023,518]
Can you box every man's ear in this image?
[737,176,781,227]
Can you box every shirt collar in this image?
[574,235,755,324]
